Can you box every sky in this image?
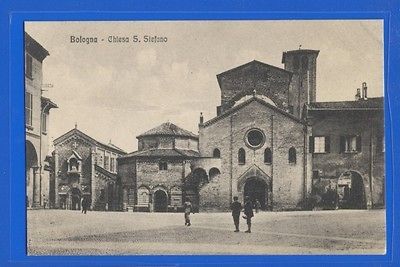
[25,20,383,153]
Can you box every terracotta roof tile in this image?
[137,122,198,139]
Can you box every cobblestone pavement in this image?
[27,209,386,255]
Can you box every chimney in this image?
[199,112,204,125]
[355,88,361,101]
[362,82,368,100]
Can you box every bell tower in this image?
[282,49,319,118]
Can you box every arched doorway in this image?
[338,171,367,209]
[209,168,221,181]
[244,177,268,210]
[154,190,168,212]
[185,168,208,212]
[26,141,38,207]
[70,188,81,210]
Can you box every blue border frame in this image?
[2,1,399,266]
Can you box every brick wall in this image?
[199,99,308,210]
[217,62,292,113]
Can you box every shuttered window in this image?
[309,136,330,153]
[340,135,361,153]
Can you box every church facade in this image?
[52,127,126,211]
[117,48,384,212]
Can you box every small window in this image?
[159,161,168,170]
[238,148,246,165]
[104,155,110,170]
[289,147,296,164]
[264,148,272,164]
[26,54,33,78]
[25,92,33,126]
[97,153,104,167]
[110,158,115,172]
[340,135,361,153]
[213,148,221,158]
[309,136,330,153]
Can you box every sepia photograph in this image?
[24,20,385,255]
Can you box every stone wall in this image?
[310,109,384,208]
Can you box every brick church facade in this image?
[117,48,384,212]
[52,126,126,210]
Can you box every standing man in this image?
[184,197,192,226]
[230,196,242,232]
[81,197,88,214]
[243,196,254,233]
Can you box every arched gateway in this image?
[237,165,272,211]
[153,189,168,212]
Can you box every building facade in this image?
[118,122,200,212]
[118,48,384,212]
[52,127,126,210]
[25,33,58,208]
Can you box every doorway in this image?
[154,190,168,212]
[244,177,267,210]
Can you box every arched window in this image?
[264,148,272,164]
[213,148,221,158]
[289,147,297,164]
[238,148,246,165]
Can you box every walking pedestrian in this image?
[242,196,254,233]
[184,197,192,226]
[230,196,242,232]
[81,197,88,214]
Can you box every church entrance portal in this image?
[70,188,81,210]
[244,177,267,210]
[154,190,168,212]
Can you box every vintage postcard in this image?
[24,20,385,255]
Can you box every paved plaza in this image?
[27,209,386,255]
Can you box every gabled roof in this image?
[137,122,198,139]
[202,95,305,128]
[308,97,383,111]
[120,148,200,159]
[217,60,292,79]
[53,128,126,154]
[70,150,82,160]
